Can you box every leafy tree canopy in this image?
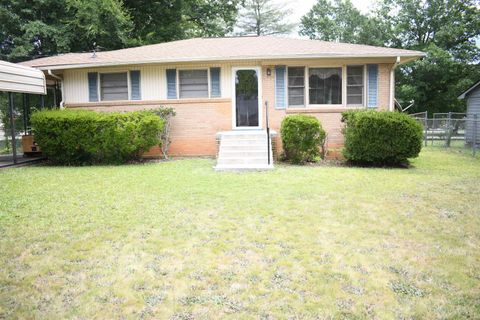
[300,0,480,113]
[300,0,388,46]
[0,0,241,62]
[235,0,295,36]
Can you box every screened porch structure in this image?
[0,60,46,167]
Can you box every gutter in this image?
[389,56,401,111]
[48,69,65,109]
[30,53,426,71]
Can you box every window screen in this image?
[347,66,364,105]
[179,69,208,98]
[308,68,342,105]
[288,67,305,106]
[100,72,128,101]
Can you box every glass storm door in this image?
[235,69,259,127]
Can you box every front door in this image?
[233,68,261,129]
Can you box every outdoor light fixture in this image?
[266,68,271,76]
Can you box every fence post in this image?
[474,114,478,157]
[424,112,428,147]
[446,112,452,148]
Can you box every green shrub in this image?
[31,109,165,165]
[280,114,326,164]
[341,110,423,165]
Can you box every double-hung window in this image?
[100,72,128,101]
[179,69,209,98]
[308,67,342,105]
[287,67,305,107]
[347,66,364,105]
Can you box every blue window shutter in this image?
[367,64,378,108]
[88,72,98,102]
[210,67,221,97]
[166,69,177,99]
[275,66,286,109]
[130,70,141,100]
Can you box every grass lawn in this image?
[1,148,479,319]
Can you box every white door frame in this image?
[231,66,262,130]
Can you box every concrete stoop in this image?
[215,130,274,171]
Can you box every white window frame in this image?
[98,71,131,102]
[306,65,344,107]
[346,65,366,107]
[286,66,306,108]
[177,67,211,99]
[231,66,262,130]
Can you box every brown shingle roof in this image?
[20,36,425,70]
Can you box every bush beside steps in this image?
[31,109,165,165]
[280,114,326,164]
[341,110,423,166]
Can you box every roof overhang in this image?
[458,80,480,99]
[0,60,46,94]
[28,53,426,71]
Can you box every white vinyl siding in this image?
[100,72,128,101]
[287,67,305,107]
[179,69,208,98]
[347,66,364,105]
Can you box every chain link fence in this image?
[410,112,479,157]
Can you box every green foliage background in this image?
[1,0,478,114]
[0,0,242,62]
[300,0,480,114]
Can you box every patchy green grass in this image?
[0,148,479,319]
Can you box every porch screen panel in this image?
[347,66,364,105]
[179,70,208,98]
[288,67,305,107]
[100,72,128,101]
[309,67,342,105]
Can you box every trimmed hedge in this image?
[31,109,165,165]
[280,114,326,164]
[341,110,423,165]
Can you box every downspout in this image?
[389,56,401,111]
[48,69,65,109]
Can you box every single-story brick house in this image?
[21,36,424,168]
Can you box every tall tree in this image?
[124,0,240,44]
[65,0,133,51]
[299,0,480,113]
[378,0,480,113]
[235,0,295,36]
[0,0,241,62]
[300,0,386,45]
[0,0,133,62]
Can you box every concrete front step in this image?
[220,151,269,158]
[220,145,268,152]
[217,158,269,165]
[220,140,269,147]
[221,135,267,140]
[215,164,274,171]
[215,130,275,171]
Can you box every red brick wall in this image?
[70,99,232,157]
[67,63,393,158]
